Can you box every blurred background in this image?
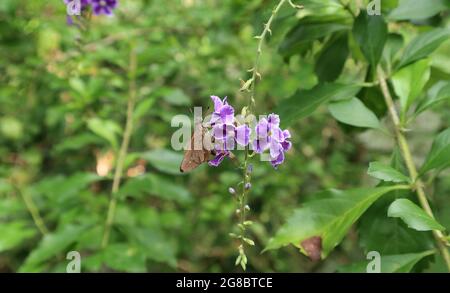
[0,0,449,272]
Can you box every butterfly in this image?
[179,119,213,173]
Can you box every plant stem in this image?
[236,0,292,266]
[248,0,288,110]
[101,43,138,248]
[18,188,49,236]
[377,66,450,272]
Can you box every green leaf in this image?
[141,149,184,175]
[314,33,349,82]
[265,185,406,258]
[420,128,450,174]
[134,96,156,121]
[33,173,101,205]
[276,83,361,127]
[0,221,37,253]
[352,12,387,67]
[397,28,450,69]
[279,16,350,58]
[338,250,435,273]
[118,174,191,204]
[392,59,431,115]
[123,227,177,267]
[87,118,122,150]
[54,133,102,153]
[388,199,445,231]
[382,33,404,70]
[162,88,191,106]
[19,225,89,272]
[415,82,450,115]
[388,0,450,21]
[367,162,410,183]
[328,97,381,129]
[100,244,147,273]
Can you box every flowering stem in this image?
[235,0,300,270]
[248,0,289,110]
[101,43,137,249]
[377,66,450,272]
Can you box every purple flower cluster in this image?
[207,96,291,168]
[208,96,251,167]
[253,114,291,168]
[64,0,118,16]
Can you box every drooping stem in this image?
[377,66,450,271]
[101,43,138,248]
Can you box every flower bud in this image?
[245,182,251,190]
[247,164,253,173]
[228,187,236,195]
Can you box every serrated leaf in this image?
[338,250,435,273]
[392,59,430,115]
[388,0,449,21]
[388,199,445,231]
[265,185,407,258]
[328,97,381,129]
[276,83,361,127]
[397,28,450,69]
[352,12,387,67]
[367,162,410,183]
[420,128,450,174]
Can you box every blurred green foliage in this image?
[0,0,449,272]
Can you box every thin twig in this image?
[17,187,49,235]
[101,43,138,248]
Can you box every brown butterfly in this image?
[180,120,213,173]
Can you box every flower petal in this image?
[208,151,228,167]
[235,125,251,146]
[271,151,285,168]
[282,129,291,139]
[219,104,235,124]
[268,114,280,127]
[281,140,292,151]
[212,123,235,140]
[256,118,269,138]
[211,95,224,112]
[269,140,282,159]
[271,126,284,142]
[252,137,269,153]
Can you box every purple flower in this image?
[91,0,118,15]
[207,96,251,167]
[210,96,234,125]
[252,114,291,168]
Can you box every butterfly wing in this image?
[180,124,211,172]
